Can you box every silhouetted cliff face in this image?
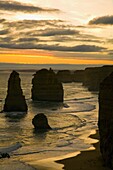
[55,66,113,91]
[73,70,84,82]
[83,65,113,91]
[31,68,64,102]
[98,72,113,168]
[56,70,73,83]
[4,71,28,112]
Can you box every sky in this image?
[0,0,113,64]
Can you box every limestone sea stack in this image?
[31,68,64,102]
[32,113,52,131]
[3,71,28,112]
[56,70,73,83]
[98,72,113,168]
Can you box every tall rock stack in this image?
[31,68,64,102]
[98,72,113,168]
[4,71,28,112]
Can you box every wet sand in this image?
[0,130,111,170]
[56,130,110,170]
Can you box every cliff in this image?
[98,71,113,168]
[83,65,113,91]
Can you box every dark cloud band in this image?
[0,43,106,52]
[40,29,79,36]
[89,15,113,25]
[0,1,60,13]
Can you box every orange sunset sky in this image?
[0,0,113,65]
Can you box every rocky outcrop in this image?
[32,113,52,131]
[73,70,84,82]
[56,70,73,83]
[98,72,113,168]
[83,65,113,91]
[31,68,64,102]
[3,71,28,112]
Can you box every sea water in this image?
[0,71,98,163]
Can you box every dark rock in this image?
[32,113,52,131]
[56,70,73,83]
[83,65,113,91]
[0,153,10,159]
[73,70,84,82]
[98,72,113,168]
[31,68,64,102]
[3,71,28,112]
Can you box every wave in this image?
[59,102,96,114]
[65,96,95,102]
[0,142,22,153]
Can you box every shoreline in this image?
[1,130,110,170]
[56,130,110,170]
[17,129,97,170]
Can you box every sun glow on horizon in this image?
[0,52,113,65]
[0,0,113,65]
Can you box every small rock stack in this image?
[31,68,64,102]
[32,113,52,131]
[4,70,28,112]
[98,72,113,168]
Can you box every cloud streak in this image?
[0,42,106,52]
[39,28,79,36]
[0,29,9,35]
[0,1,60,13]
[0,18,107,54]
[89,15,113,25]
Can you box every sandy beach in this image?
[0,130,111,170]
[18,129,111,170]
[57,130,110,170]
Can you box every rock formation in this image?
[32,113,52,131]
[3,70,28,112]
[73,70,84,82]
[31,68,64,102]
[98,72,113,168]
[83,65,113,91]
[56,70,73,83]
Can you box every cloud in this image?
[4,19,64,30]
[0,42,106,53]
[0,1,60,13]
[0,18,5,23]
[52,36,103,43]
[18,37,39,42]
[108,49,113,55]
[0,29,9,35]
[107,39,113,43]
[89,15,113,25]
[0,18,106,53]
[40,28,79,36]
[38,44,106,52]
[3,19,79,38]
[0,37,12,42]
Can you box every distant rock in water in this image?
[31,68,64,102]
[32,113,52,131]
[83,65,113,91]
[56,70,73,83]
[73,70,84,82]
[98,72,113,168]
[3,70,28,112]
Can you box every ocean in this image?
[0,70,98,169]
